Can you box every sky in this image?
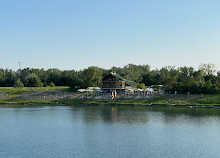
[0,0,220,71]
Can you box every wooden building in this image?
[102,72,137,90]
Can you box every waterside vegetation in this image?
[59,94,220,107]
[1,87,220,107]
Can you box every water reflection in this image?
[69,106,220,125]
[0,104,220,125]
[70,106,149,124]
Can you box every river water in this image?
[0,105,220,158]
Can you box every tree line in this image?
[0,63,220,94]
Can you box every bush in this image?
[43,82,48,87]
[25,73,43,87]
[137,83,146,89]
[48,82,55,87]
[13,79,24,88]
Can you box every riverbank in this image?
[0,87,75,104]
[1,87,220,107]
[59,93,220,108]
[58,94,220,108]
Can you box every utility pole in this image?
[18,61,21,75]
[18,61,21,70]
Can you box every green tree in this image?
[19,68,32,83]
[158,67,171,84]
[193,70,204,81]
[164,77,177,93]
[122,64,150,82]
[47,68,62,86]
[31,68,48,83]
[79,66,103,88]
[141,73,154,86]
[25,73,43,87]
[4,69,16,87]
[178,66,194,82]
[199,63,216,75]
[0,69,5,86]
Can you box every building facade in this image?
[102,72,137,90]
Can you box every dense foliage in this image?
[0,63,220,94]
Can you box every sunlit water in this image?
[0,105,220,158]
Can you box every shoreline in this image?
[1,87,220,108]
[0,102,66,106]
[1,101,220,109]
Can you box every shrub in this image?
[13,79,24,87]
[48,82,55,87]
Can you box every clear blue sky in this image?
[0,0,220,70]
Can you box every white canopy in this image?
[145,88,154,92]
[125,89,134,92]
[137,88,143,92]
[93,87,101,90]
[77,89,87,93]
[86,88,94,92]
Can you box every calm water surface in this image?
[0,105,220,158]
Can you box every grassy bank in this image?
[1,87,220,107]
[59,94,220,107]
[0,87,72,104]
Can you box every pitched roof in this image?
[110,72,137,86]
[110,72,125,80]
[124,80,137,86]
